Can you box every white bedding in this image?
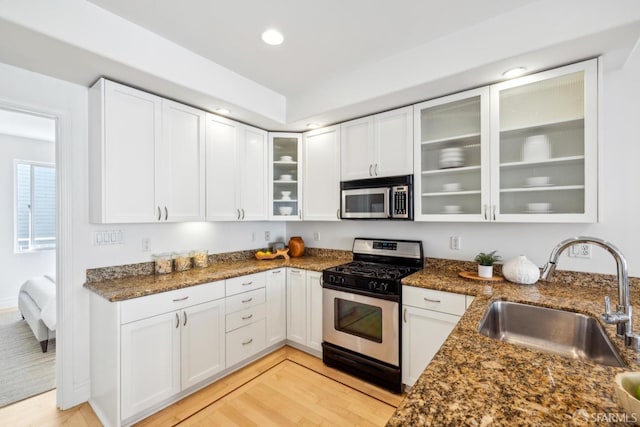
[20,275,56,330]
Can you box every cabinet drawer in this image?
[226,319,266,368]
[225,272,265,296]
[120,280,225,324]
[226,288,265,313]
[402,286,466,316]
[226,304,266,332]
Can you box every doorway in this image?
[0,107,57,407]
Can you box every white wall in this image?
[0,133,55,308]
[289,48,640,278]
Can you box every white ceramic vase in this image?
[502,255,540,285]
[478,264,493,278]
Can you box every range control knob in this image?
[339,276,345,284]
[380,282,388,291]
[329,274,336,283]
[368,281,377,290]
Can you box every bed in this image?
[18,275,56,352]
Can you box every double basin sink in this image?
[478,300,625,367]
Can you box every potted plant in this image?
[474,250,501,278]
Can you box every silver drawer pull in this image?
[175,313,179,328]
[424,297,441,303]
[173,296,189,302]
[242,281,253,286]
[242,338,253,346]
[241,298,253,303]
[242,314,253,320]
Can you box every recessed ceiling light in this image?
[306,123,320,129]
[502,67,527,79]
[262,29,284,46]
[216,108,230,115]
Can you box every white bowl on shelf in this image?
[525,176,550,186]
[279,174,293,181]
[279,155,293,162]
[280,191,291,197]
[442,182,461,192]
[527,202,551,212]
[523,135,550,162]
[442,205,461,214]
[279,206,293,215]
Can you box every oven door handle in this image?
[322,282,400,302]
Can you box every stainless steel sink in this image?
[478,300,625,367]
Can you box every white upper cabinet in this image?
[341,106,413,181]
[414,88,490,221]
[490,59,598,222]
[269,133,303,220]
[206,114,268,221]
[302,125,341,221]
[414,59,598,223]
[89,79,205,223]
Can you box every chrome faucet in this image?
[541,236,640,351]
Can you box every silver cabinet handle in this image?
[298,209,302,219]
[236,209,241,220]
[483,204,488,221]
[157,206,162,221]
[241,298,253,303]
[271,270,282,274]
[242,281,253,286]
[164,206,168,221]
[424,297,441,303]
[337,208,340,220]
[241,208,245,220]
[183,311,187,326]
[403,308,407,323]
[369,164,373,176]
[492,205,496,221]
[242,338,253,346]
[290,270,301,275]
[374,164,379,176]
[173,296,189,302]
[242,314,253,320]
[175,312,179,328]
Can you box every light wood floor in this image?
[0,346,403,426]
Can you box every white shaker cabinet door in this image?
[205,114,240,220]
[180,299,226,389]
[121,311,180,420]
[266,268,287,346]
[303,125,341,221]
[102,80,161,223]
[160,100,206,222]
[341,116,374,181]
[240,125,268,221]
[374,106,413,177]
[306,271,324,352]
[401,306,460,387]
[286,268,307,345]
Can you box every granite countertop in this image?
[388,259,640,426]
[84,253,351,302]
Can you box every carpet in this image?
[0,309,55,408]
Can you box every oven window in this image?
[334,298,382,343]
[344,193,385,213]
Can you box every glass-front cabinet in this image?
[491,59,597,222]
[414,58,597,222]
[268,133,302,220]
[414,88,490,221]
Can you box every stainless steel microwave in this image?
[340,175,413,220]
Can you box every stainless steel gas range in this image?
[322,238,424,393]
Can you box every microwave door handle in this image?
[387,188,392,218]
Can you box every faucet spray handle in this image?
[604,296,612,315]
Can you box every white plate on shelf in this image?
[523,210,554,214]
[523,183,554,188]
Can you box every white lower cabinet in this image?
[266,268,287,345]
[401,287,470,388]
[286,268,323,354]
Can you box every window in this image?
[15,160,56,252]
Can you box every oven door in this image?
[341,188,389,219]
[322,287,399,366]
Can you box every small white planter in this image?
[478,264,493,278]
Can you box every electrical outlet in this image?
[450,236,461,250]
[265,231,271,241]
[313,231,320,241]
[571,243,592,258]
[142,238,151,251]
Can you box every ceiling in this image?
[1,1,640,131]
[86,0,537,97]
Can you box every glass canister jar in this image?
[288,236,305,257]
[173,251,192,272]
[153,253,173,275]
[191,250,209,268]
